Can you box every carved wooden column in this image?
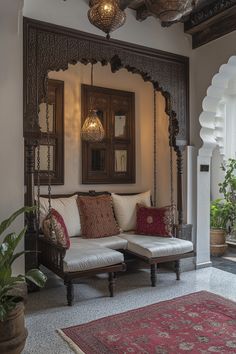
[24,134,39,275]
[176,145,185,225]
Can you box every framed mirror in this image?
[25,79,64,185]
[82,84,135,184]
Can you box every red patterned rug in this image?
[57,291,236,354]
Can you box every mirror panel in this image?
[35,145,54,171]
[39,103,54,133]
[115,150,127,172]
[91,149,106,171]
[115,114,126,138]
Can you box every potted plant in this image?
[210,199,229,256]
[0,207,47,354]
[219,158,236,236]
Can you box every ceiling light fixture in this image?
[88,0,126,39]
[145,0,198,22]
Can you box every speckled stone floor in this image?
[211,246,236,274]
[23,265,236,354]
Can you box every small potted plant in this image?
[210,199,229,256]
[0,207,47,354]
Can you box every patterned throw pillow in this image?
[136,204,174,237]
[111,191,151,231]
[77,195,120,238]
[43,209,70,249]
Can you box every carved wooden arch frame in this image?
[23,17,189,270]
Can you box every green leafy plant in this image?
[210,198,230,229]
[0,207,47,321]
[218,158,236,230]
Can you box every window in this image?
[34,79,64,185]
[81,84,135,184]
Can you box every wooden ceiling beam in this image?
[185,0,236,48]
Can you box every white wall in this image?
[0,0,24,274]
[23,0,191,56]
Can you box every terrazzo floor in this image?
[23,264,236,354]
[211,246,236,274]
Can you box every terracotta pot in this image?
[210,229,228,256]
[0,301,28,354]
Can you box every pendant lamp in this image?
[88,0,126,39]
[81,64,105,142]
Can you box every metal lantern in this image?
[81,109,105,142]
[88,0,126,39]
[145,0,197,22]
[81,63,105,142]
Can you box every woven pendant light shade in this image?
[145,0,196,22]
[88,0,126,39]
[81,109,105,142]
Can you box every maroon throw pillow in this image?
[136,204,173,237]
[43,208,70,249]
[77,195,120,238]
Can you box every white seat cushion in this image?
[111,191,151,231]
[40,195,81,237]
[70,236,128,250]
[119,233,193,259]
[63,245,124,273]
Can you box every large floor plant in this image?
[0,207,46,354]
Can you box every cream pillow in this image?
[111,191,151,231]
[39,195,81,237]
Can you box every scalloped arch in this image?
[199,55,236,157]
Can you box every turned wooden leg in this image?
[175,260,181,280]
[64,280,74,306]
[150,264,156,287]
[108,272,115,297]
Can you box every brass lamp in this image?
[88,0,126,39]
[81,64,105,142]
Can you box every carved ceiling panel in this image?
[86,0,236,48]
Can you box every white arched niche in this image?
[197,55,236,268]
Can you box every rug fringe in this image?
[57,329,85,354]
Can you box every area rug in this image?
[57,291,236,354]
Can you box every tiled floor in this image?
[211,245,236,274]
[23,264,236,354]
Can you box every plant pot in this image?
[0,301,28,354]
[210,228,228,256]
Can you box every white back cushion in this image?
[40,195,81,237]
[111,191,151,231]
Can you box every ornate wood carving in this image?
[186,0,236,29]
[23,17,189,271]
[23,17,189,142]
[185,0,236,48]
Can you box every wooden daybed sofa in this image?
[38,191,194,306]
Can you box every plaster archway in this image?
[197,55,236,268]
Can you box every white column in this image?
[196,153,212,268]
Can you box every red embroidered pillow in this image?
[43,209,70,249]
[77,195,120,238]
[136,204,173,237]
